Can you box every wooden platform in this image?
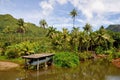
[22,53,54,59]
[22,53,54,70]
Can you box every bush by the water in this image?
[5,41,40,58]
[54,52,79,68]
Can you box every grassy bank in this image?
[0,56,24,64]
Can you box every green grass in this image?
[0,56,7,61]
[0,56,24,64]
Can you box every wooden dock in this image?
[22,53,54,70]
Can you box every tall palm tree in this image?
[70,8,78,27]
[39,19,48,28]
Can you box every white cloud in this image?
[4,0,119,31]
[68,0,120,30]
[39,0,55,17]
[57,0,68,5]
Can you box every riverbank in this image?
[0,61,19,70]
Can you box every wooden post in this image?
[51,56,54,65]
[37,59,39,70]
[45,57,48,69]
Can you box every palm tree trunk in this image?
[73,17,75,27]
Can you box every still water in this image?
[0,60,120,80]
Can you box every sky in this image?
[0,0,120,31]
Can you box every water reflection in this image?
[0,60,120,80]
[106,76,120,80]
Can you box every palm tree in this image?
[83,23,92,34]
[78,31,86,52]
[39,19,48,29]
[61,28,70,51]
[94,26,114,50]
[17,18,24,27]
[83,23,92,51]
[70,8,78,27]
[17,18,25,33]
[70,27,80,52]
[46,26,57,39]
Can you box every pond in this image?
[0,60,120,80]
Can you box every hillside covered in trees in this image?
[0,14,46,36]
[0,13,120,68]
[106,25,120,32]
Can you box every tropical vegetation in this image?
[0,11,120,68]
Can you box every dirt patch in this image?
[0,61,19,70]
[112,58,120,68]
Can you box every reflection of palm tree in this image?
[70,8,78,27]
[39,19,48,29]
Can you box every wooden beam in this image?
[37,59,39,70]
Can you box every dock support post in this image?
[37,59,39,70]
[45,57,48,69]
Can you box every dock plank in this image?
[22,53,54,59]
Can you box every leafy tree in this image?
[70,8,78,27]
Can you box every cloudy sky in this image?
[0,0,120,30]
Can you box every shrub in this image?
[79,51,93,61]
[104,48,116,55]
[5,41,41,58]
[95,46,104,54]
[5,48,18,58]
[54,52,79,68]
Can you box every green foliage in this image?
[54,52,79,68]
[5,41,41,58]
[0,13,120,62]
[105,49,120,62]
[0,48,4,56]
[104,48,116,55]
[79,52,93,61]
[95,46,104,54]
[0,14,18,31]
[5,48,19,58]
[0,56,7,61]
